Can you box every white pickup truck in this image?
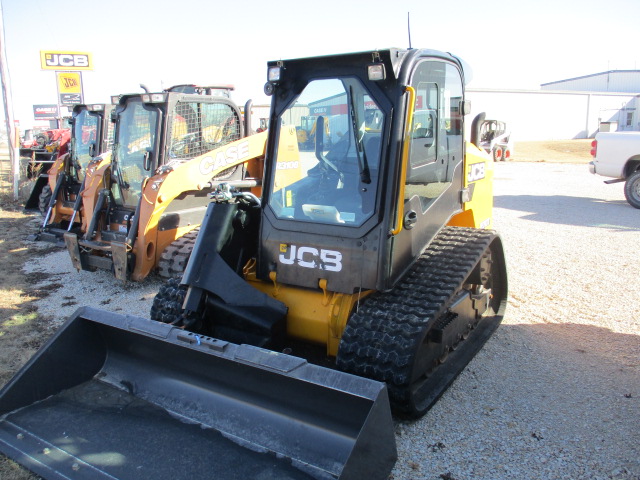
[589,131,640,209]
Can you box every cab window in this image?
[268,78,384,227]
[405,61,464,211]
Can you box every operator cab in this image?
[260,49,468,294]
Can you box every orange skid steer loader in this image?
[0,48,507,480]
[30,103,115,243]
[64,86,266,281]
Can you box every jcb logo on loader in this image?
[199,141,250,175]
[467,162,486,183]
[279,244,343,272]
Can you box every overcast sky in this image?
[2,0,639,129]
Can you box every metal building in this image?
[467,88,640,140]
[541,70,640,94]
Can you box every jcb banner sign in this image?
[40,51,93,71]
[56,72,84,105]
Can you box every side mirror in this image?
[470,112,487,148]
[460,100,472,116]
[88,142,96,157]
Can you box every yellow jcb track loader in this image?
[0,49,507,480]
[29,103,115,243]
[64,86,267,281]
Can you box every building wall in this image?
[541,71,640,94]
[467,89,640,141]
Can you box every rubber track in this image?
[156,228,200,279]
[336,226,500,415]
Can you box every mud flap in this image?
[0,308,397,480]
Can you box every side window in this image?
[201,103,240,146]
[169,102,240,160]
[409,82,438,168]
[405,61,464,211]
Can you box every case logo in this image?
[199,141,250,175]
[278,244,342,272]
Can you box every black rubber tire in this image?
[38,184,52,216]
[623,170,640,209]
[157,228,200,278]
[492,146,503,162]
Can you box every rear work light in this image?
[590,139,597,157]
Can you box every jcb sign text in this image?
[40,51,93,71]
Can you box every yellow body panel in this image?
[448,141,494,229]
[244,262,371,357]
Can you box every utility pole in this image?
[0,0,19,199]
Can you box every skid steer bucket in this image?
[0,307,397,480]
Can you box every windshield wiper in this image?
[349,86,371,184]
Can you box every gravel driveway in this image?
[18,162,640,480]
[393,163,639,480]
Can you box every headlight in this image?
[142,93,167,103]
[368,64,386,81]
[268,66,282,82]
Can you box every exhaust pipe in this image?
[0,308,397,480]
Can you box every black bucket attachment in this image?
[0,307,397,480]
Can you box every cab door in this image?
[389,59,466,285]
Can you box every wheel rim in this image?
[625,172,640,208]
[632,178,640,200]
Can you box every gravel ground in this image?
[17,162,640,480]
